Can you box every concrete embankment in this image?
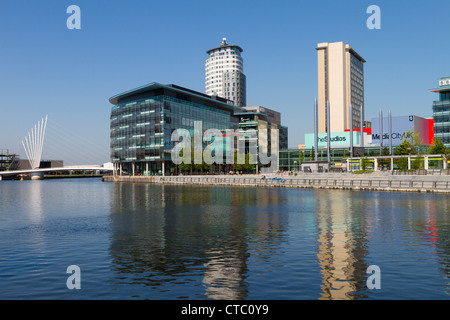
[102,172,450,193]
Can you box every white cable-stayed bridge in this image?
[1,116,112,180]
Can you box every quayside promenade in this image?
[103,171,450,193]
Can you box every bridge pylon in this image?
[21,115,48,170]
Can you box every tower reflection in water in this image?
[108,183,286,299]
[315,190,370,300]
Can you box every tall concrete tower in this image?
[205,38,246,107]
[316,41,365,133]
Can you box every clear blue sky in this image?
[1,0,449,165]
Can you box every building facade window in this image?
[205,38,246,107]
[431,77,450,147]
[109,83,242,175]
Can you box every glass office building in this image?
[431,77,450,147]
[109,83,243,175]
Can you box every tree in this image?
[298,150,304,166]
[309,148,315,161]
[394,129,425,170]
[361,157,371,171]
[177,148,192,174]
[396,157,408,170]
[429,137,450,155]
[401,128,423,155]
[379,147,390,168]
[233,152,256,173]
[411,156,424,170]
[395,139,415,156]
[243,152,256,172]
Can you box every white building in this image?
[205,38,246,107]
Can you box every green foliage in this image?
[396,157,408,170]
[428,137,450,155]
[233,152,256,172]
[177,148,191,173]
[395,128,423,155]
[411,156,424,170]
[395,139,415,155]
[309,148,315,161]
[361,157,371,171]
[405,128,423,148]
[177,147,210,173]
[353,170,374,174]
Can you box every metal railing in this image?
[392,169,450,176]
[108,175,450,191]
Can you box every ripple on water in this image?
[0,181,449,299]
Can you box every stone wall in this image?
[103,173,450,193]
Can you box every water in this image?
[0,178,449,300]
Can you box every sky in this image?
[0,0,449,165]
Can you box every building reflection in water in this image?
[315,190,370,300]
[108,184,450,299]
[108,184,286,299]
[314,190,450,299]
[202,188,285,299]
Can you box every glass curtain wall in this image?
[111,95,238,175]
[433,99,450,146]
